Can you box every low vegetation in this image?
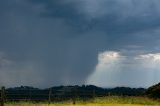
[4,96,160,106]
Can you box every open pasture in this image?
[5,96,160,106]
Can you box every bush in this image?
[145,83,160,98]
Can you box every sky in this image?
[1,0,160,88]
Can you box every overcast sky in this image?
[1,0,160,88]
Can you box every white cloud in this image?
[86,51,160,88]
[86,51,124,87]
[97,51,122,70]
[136,53,160,61]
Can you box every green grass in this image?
[4,96,160,106]
[92,96,160,105]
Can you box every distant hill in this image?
[4,85,146,101]
[145,83,160,98]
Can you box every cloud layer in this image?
[86,51,160,88]
[0,0,160,87]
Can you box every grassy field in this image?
[5,96,160,106]
[5,103,160,106]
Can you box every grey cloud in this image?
[27,0,160,36]
[0,0,107,87]
[0,0,160,87]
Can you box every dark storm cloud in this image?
[27,0,160,49]
[0,0,160,87]
[28,0,160,33]
[0,0,105,87]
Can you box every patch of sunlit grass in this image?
[5,103,160,106]
[5,96,160,106]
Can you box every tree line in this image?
[3,85,146,102]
